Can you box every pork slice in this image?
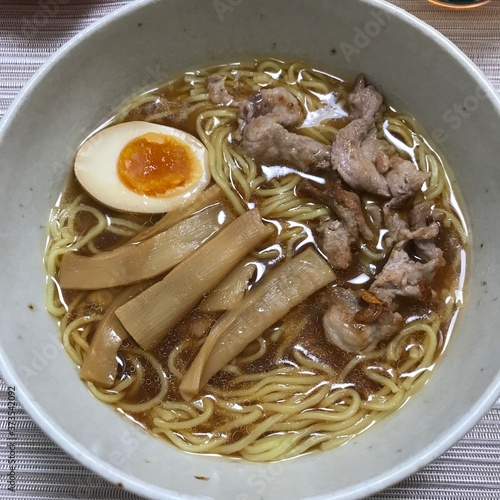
[413,238,445,264]
[369,243,445,304]
[238,87,331,170]
[360,128,396,173]
[331,121,390,197]
[386,157,430,207]
[238,87,303,132]
[323,287,403,353]
[299,178,373,269]
[383,201,444,248]
[317,219,353,270]
[330,178,373,241]
[207,74,234,105]
[331,76,391,196]
[383,204,409,248]
[300,179,372,241]
[408,202,446,262]
[348,75,384,122]
[409,201,446,235]
[322,197,446,354]
[243,116,331,171]
[255,87,304,126]
[332,75,429,208]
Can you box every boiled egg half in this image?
[74,121,210,213]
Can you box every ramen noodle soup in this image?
[44,60,467,461]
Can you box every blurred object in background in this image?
[428,0,492,8]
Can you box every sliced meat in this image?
[384,201,445,258]
[243,117,331,170]
[330,177,373,242]
[207,74,234,105]
[377,202,445,303]
[331,76,390,196]
[348,74,384,121]
[413,237,445,264]
[383,204,409,248]
[407,202,446,262]
[409,201,445,237]
[331,121,390,197]
[331,75,429,206]
[360,128,395,173]
[299,178,372,269]
[369,242,445,304]
[317,218,353,270]
[323,287,403,353]
[386,157,430,207]
[300,178,372,241]
[240,87,303,127]
[238,87,331,171]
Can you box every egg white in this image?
[74,121,210,213]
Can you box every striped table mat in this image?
[1,1,499,498]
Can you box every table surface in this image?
[1,1,499,499]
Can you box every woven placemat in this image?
[1,1,499,498]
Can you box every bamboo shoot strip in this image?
[200,259,256,312]
[179,247,336,401]
[59,203,230,290]
[130,184,222,243]
[115,209,274,350]
[80,282,152,387]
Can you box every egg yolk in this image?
[117,132,201,196]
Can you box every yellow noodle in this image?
[184,93,210,103]
[153,428,227,453]
[213,375,324,399]
[277,434,331,460]
[301,80,331,94]
[363,389,407,412]
[292,349,336,378]
[234,337,267,365]
[220,364,242,376]
[155,399,215,430]
[386,121,415,147]
[155,402,199,420]
[211,413,287,455]
[118,350,169,413]
[256,60,283,74]
[260,383,330,414]
[442,208,469,244]
[338,349,386,382]
[167,339,198,380]
[86,382,125,404]
[360,244,386,262]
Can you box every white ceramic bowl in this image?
[1,1,499,499]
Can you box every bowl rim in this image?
[1,0,499,499]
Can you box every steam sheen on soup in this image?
[44,59,467,461]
